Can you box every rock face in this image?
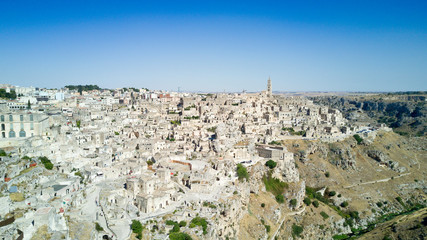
[215,181,250,240]
[328,145,356,170]
[366,149,406,173]
[281,155,300,183]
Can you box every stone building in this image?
[0,112,49,139]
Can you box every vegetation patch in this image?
[190,217,208,235]
[95,222,104,232]
[131,220,144,239]
[236,164,249,182]
[353,134,363,144]
[292,224,303,237]
[263,173,288,196]
[169,232,193,240]
[39,157,53,170]
[265,160,277,169]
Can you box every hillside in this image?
[239,130,426,239]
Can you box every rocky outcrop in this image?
[328,145,356,170]
[366,149,406,173]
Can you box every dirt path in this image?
[343,172,411,189]
[270,206,305,240]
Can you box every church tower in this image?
[267,77,272,97]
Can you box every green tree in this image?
[292,224,303,237]
[27,100,31,110]
[303,197,311,206]
[131,220,144,239]
[236,164,249,182]
[353,134,363,144]
[312,200,319,208]
[169,232,193,240]
[290,199,297,207]
[265,160,277,169]
[0,149,7,156]
[276,194,285,203]
[95,222,104,232]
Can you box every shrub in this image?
[39,156,53,170]
[353,134,363,144]
[22,155,31,160]
[303,197,311,206]
[292,224,303,237]
[290,199,297,207]
[95,222,104,232]
[179,221,187,227]
[376,202,383,208]
[169,232,193,240]
[396,196,404,206]
[276,194,285,204]
[190,217,208,235]
[263,173,288,196]
[320,211,329,219]
[340,201,349,208]
[329,191,336,197]
[166,220,177,226]
[265,160,277,169]
[236,164,249,182]
[0,149,7,156]
[171,224,180,233]
[131,220,143,237]
[269,140,281,145]
[349,211,359,219]
[265,225,271,233]
[312,201,319,208]
[332,234,349,240]
[261,203,265,208]
[325,172,330,178]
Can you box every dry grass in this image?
[31,225,51,240]
[9,192,24,202]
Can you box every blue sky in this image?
[0,1,426,92]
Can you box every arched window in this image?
[19,130,26,137]
[9,115,13,121]
[9,130,15,138]
[1,124,4,131]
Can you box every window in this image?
[19,130,26,137]
[9,130,15,138]
[20,115,23,121]
[9,115,13,121]
[20,123,24,130]
[30,122,34,130]
[2,132,5,138]
[30,115,33,121]
[9,123,13,130]
[1,124,4,131]
[0,115,4,122]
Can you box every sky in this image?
[0,0,426,92]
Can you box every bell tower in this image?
[267,77,272,97]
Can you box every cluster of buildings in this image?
[0,80,363,239]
